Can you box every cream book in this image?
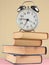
[3,46,47,55]
[13,32,48,40]
[6,54,42,64]
[14,39,42,46]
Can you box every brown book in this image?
[14,39,42,46]
[13,32,48,40]
[6,54,42,64]
[3,46,47,55]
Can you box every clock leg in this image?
[19,29,25,32]
[31,29,35,32]
[19,29,22,32]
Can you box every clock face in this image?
[17,8,38,31]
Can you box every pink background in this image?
[0,58,49,65]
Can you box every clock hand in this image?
[20,18,27,20]
[24,20,28,27]
[29,19,35,24]
[23,19,29,27]
[20,18,28,27]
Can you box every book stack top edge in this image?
[13,32,49,40]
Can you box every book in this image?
[14,39,42,46]
[6,54,42,64]
[13,32,48,40]
[3,46,47,55]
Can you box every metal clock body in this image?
[17,8,38,31]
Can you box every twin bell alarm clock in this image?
[16,1,39,32]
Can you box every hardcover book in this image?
[3,46,47,55]
[13,32,48,40]
[14,39,42,46]
[6,54,42,64]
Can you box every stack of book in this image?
[3,32,48,64]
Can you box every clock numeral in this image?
[35,19,37,21]
[33,22,35,24]
[20,15,24,17]
[19,18,22,20]
[26,26,29,28]
[20,22,23,24]
[31,13,33,15]
[23,12,26,15]
[34,15,36,18]
[30,25,33,27]
[27,11,30,14]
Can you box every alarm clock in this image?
[16,1,39,32]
